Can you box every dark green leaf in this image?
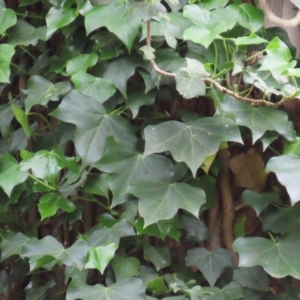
[144,244,170,271]
[111,256,140,281]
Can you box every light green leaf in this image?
[11,104,32,137]
[84,1,141,52]
[24,75,71,112]
[46,7,77,38]
[234,33,267,46]
[66,53,98,76]
[0,4,16,35]
[144,116,242,176]
[0,153,28,197]
[220,95,295,143]
[140,45,155,60]
[21,149,78,185]
[233,266,269,291]
[38,193,76,220]
[66,277,145,300]
[7,20,46,46]
[199,0,229,10]
[175,58,209,99]
[71,72,116,103]
[95,138,174,207]
[128,176,206,227]
[0,232,30,261]
[266,155,300,205]
[85,243,117,273]
[238,4,263,32]
[144,244,170,271]
[111,256,140,281]
[186,247,233,286]
[0,44,15,83]
[51,90,136,165]
[283,137,300,155]
[233,232,300,279]
[242,190,278,216]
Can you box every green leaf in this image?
[111,256,140,281]
[242,190,278,216]
[0,4,16,35]
[95,138,174,207]
[19,0,39,6]
[21,149,78,185]
[46,7,77,38]
[180,215,210,242]
[266,155,300,205]
[38,193,76,220]
[85,243,117,273]
[51,90,136,165]
[0,154,28,197]
[144,244,170,271]
[0,44,15,83]
[233,232,300,279]
[175,58,209,99]
[84,173,110,198]
[24,75,71,112]
[233,266,269,291]
[84,1,141,52]
[144,116,242,177]
[140,45,155,60]
[128,176,206,227]
[186,247,233,286]
[147,277,168,296]
[202,282,243,300]
[0,104,13,137]
[71,72,116,103]
[283,137,300,155]
[66,53,98,75]
[238,4,263,32]
[7,20,46,46]
[66,277,146,300]
[234,33,267,46]
[0,232,30,261]
[11,104,32,137]
[220,95,295,143]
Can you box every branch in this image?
[145,20,296,108]
[258,0,300,27]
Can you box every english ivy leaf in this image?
[19,0,39,6]
[11,104,32,138]
[0,3,16,35]
[71,72,116,103]
[238,4,263,33]
[51,90,136,165]
[24,75,71,112]
[111,256,140,282]
[283,137,300,155]
[0,44,15,83]
[66,53,98,75]
[84,1,141,52]
[144,116,242,177]
[95,138,174,207]
[46,7,77,38]
[199,0,229,9]
[38,193,76,220]
[242,190,278,216]
[234,33,267,46]
[175,58,209,99]
[180,215,210,242]
[0,153,28,197]
[128,176,206,227]
[102,56,138,98]
[233,266,269,291]
[0,104,13,137]
[85,243,117,273]
[202,281,243,300]
[7,20,46,46]
[21,149,78,185]
[144,244,170,271]
[84,173,110,198]
[66,277,146,300]
[220,95,296,143]
[0,232,30,261]
[266,155,300,205]
[233,232,300,279]
[186,247,233,286]
[26,279,55,300]
[140,45,155,60]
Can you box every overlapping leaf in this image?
[144,116,242,176]
[0,1,16,35]
[0,44,15,83]
[51,90,136,165]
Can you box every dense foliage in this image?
[1,0,300,299]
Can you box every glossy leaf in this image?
[71,72,116,103]
[66,277,145,300]
[144,116,242,176]
[24,75,71,112]
[51,90,136,165]
[186,247,233,286]
[66,53,98,75]
[233,232,300,279]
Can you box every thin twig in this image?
[145,20,297,108]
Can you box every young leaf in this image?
[144,116,242,177]
[111,256,140,282]
[0,3,16,35]
[66,53,98,75]
[11,104,32,137]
